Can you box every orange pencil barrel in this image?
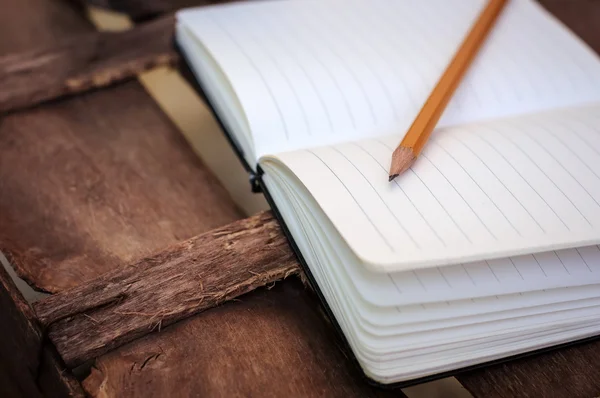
[389,0,508,181]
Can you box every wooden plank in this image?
[0,1,98,396]
[0,261,84,398]
[0,0,93,54]
[458,345,600,398]
[0,0,242,294]
[34,211,299,368]
[0,80,243,293]
[0,15,176,114]
[80,280,406,398]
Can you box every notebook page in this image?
[177,0,600,165]
[260,104,600,273]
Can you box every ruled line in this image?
[448,134,545,233]
[421,152,498,240]
[379,140,473,243]
[209,15,291,139]
[475,130,570,231]
[431,139,521,236]
[356,141,447,246]
[331,146,419,249]
[306,149,395,252]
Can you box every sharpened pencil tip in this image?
[388,146,416,181]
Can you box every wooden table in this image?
[1,1,600,397]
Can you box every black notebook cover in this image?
[175,39,600,389]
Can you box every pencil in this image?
[389,0,508,182]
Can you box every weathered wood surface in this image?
[0,263,84,398]
[80,280,406,398]
[0,0,92,54]
[2,0,600,396]
[0,0,242,292]
[458,346,600,398]
[0,1,407,397]
[0,1,96,397]
[0,15,176,114]
[0,79,242,293]
[35,211,299,367]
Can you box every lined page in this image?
[177,0,600,164]
[261,104,600,273]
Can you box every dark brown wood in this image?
[80,280,405,398]
[0,80,243,294]
[458,344,600,398]
[0,0,93,54]
[0,15,177,114]
[539,0,600,54]
[0,1,97,396]
[1,0,599,396]
[34,211,299,367]
[0,263,84,398]
[0,0,242,293]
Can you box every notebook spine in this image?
[175,38,262,193]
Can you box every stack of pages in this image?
[175,0,600,385]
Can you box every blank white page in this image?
[177,0,600,164]
[261,104,600,272]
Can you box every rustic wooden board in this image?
[34,212,299,367]
[0,79,242,293]
[0,262,84,398]
[0,0,92,54]
[0,2,95,396]
[0,15,176,114]
[81,280,406,398]
[458,345,600,398]
[0,0,242,294]
[0,1,408,397]
[2,0,600,396]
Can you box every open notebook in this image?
[175,0,600,386]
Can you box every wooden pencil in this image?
[389,0,508,181]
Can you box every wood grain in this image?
[1,0,241,296]
[0,1,98,397]
[0,0,93,54]
[0,15,176,114]
[0,263,84,398]
[1,0,599,396]
[34,211,299,367]
[80,280,405,398]
[458,345,600,398]
[0,80,243,293]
